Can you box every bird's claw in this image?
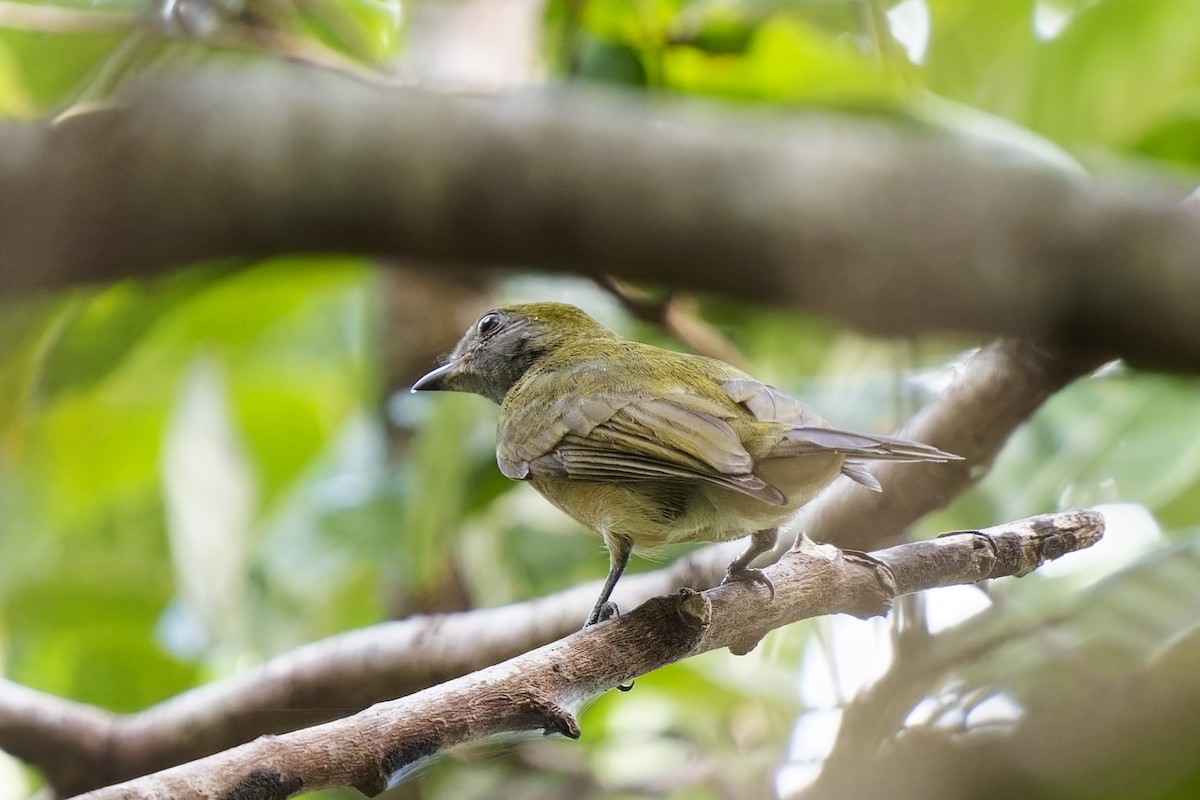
[722,565,776,600]
[583,602,635,690]
[583,600,622,629]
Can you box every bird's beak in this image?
[411,359,460,392]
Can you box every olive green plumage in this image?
[413,302,960,627]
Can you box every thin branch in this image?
[71,510,1103,799]
[804,610,1071,800]
[1,64,1198,369]
[0,682,115,795]
[601,277,749,368]
[0,1,138,33]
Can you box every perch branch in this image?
[71,510,1102,799]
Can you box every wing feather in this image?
[839,461,883,492]
[723,378,827,426]
[598,399,754,475]
[498,380,786,504]
[547,437,784,503]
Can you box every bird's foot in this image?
[583,600,621,629]
[595,607,636,691]
[582,602,635,690]
[722,565,776,600]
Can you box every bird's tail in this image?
[772,427,962,493]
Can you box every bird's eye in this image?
[476,312,502,337]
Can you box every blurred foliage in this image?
[0,0,402,118]
[1,1,1200,800]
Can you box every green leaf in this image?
[1029,0,1200,151]
[911,92,1085,174]
[1132,111,1200,170]
[581,0,685,43]
[232,377,331,503]
[677,12,756,56]
[397,393,490,595]
[297,0,404,62]
[663,16,907,106]
[923,0,1038,119]
[3,543,194,710]
[0,29,128,111]
[575,36,650,85]
[31,272,210,407]
[0,39,33,117]
[0,296,68,433]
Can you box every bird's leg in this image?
[585,533,634,628]
[721,528,778,599]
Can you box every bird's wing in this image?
[497,389,786,505]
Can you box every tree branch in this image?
[70,510,1102,799]
[1,64,1198,370]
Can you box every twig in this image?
[0,1,137,33]
[601,277,748,366]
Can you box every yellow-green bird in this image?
[412,302,960,627]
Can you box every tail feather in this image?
[840,461,883,491]
[775,427,963,463]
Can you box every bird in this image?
[412,302,961,628]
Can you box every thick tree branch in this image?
[1,64,1198,369]
[72,510,1102,799]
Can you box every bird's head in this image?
[411,302,614,404]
